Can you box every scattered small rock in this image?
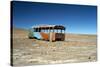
[88,56,91,59]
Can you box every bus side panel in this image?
[33,32,42,39]
[40,32,49,40]
[55,33,65,41]
[49,32,55,41]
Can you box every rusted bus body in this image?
[30,25,66,41]
[55,33,65,41]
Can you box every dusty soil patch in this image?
[12,28,97,66]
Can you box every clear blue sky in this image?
[12,1,97,34]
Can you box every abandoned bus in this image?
[28,25,66,41]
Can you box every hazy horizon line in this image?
[13,27,97,35]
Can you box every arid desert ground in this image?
[12,28,97,66]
